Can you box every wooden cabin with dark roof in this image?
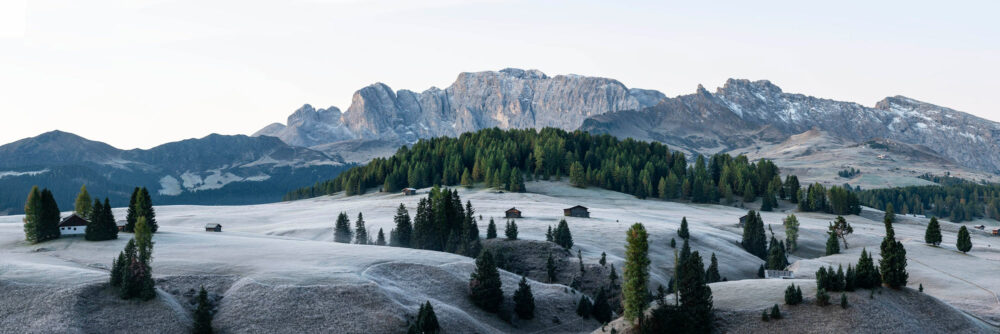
[563,205,589,218]
[58,213,88,236]
[505,207,522,218]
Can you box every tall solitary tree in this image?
[513,276,535,319]
[879,211,908,289]
[193,286,214,334]
[74,184,92,217]
[956,226,972,254]
[678,217,690,240]
[85,200,105,241]
[354,212,368,244]
[829,216,854,249]
[486,218,497,239]
[376,228,387,246]
[469,250,503,312]
[334,212,352,243]
[783,214,799,253]
[924,217,942,246]
[705,252,721,283]
[623,223,650,323]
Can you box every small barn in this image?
[738,215,748,228]
[993,229,999,236]
[564,205,589,218]
[116,220,127,232]
[58,213,88,236]
[205,223,222,232]
[505,207,522,218]
[402,188,417,196]
[764,270,794,279]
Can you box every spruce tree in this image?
[391,204,412,247]
[461,168,473,187]
[110,250,126,287]
[825,231,840,255]
[957,225,972,253]
[600,252,607,267]
[504,220,518,240]
[576,296,592,318]
[705,253,721,283]
[608,263,618,290]
[925,217,942,246]
[679,251,714,333]
[334,212,352,243]
[486,218,497,239]
[670,238,676,248]
[39,189,61,242]
[469,250,503,312]
[591,288,612,323]
[741,210,767,260]
[855,248,880,289]
[770,304,781,320]
[411,301,440,334]
[101,198,118,240]
[545,225,553,242]
[125,187,139,232]
[193,286,214,334]
[766,236,789,270]
[86,200,104,241]
[553,219,573,249]
[74,184,92,217]
[879,212,908,289]
[678,217,690,239]
[513,276,535,319]
[376,228,387,246]
[23,186,42,243]
[546,253,557,283]
[622,223,649,322]
[354,212,368,244]
[121,217,155,300]
[138,187,158,233]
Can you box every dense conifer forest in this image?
[284,128,790,205]
[857,176,1000,222]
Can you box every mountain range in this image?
[0,131,350,215]
[257,69,1000,176]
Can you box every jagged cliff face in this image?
[581,79,1000,173]
[254,68,665,146]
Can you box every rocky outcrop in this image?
[254,68,666,147]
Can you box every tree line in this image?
[857,176,1000,223]
[283,128,796,207]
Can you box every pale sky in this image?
[0,0,997,149]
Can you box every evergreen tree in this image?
[334,212,352,243]
[679,251,714,333]
[608,263,619,290]
[411,301,441,334]
[553,219,573,249]
[74,184,92,217]
[741,210,767,260]
[110,249,126,287]
[138,187,158,233]
[193,286,214,334]
[924,216,942,246]
[670,238,676,248]
[23,186,42,243]
[545,225,553,242]
[784,175,800,203]
[576,296,592,318]
[591,288,612,323]
[509,168,525,192]
[825,231,840,255]
[376,228,387,246]
[38,189,61,242]
[120,217,155,300]
[623,223,649,322]
[829,216,854,249]
[782,214,799,253]
[757,264,765,278]
[879,212,908,289]
[705,253,721,283]
[770,304,781,320]
[546,253,557,283]
[855,248,880,289]
[678,217,690,240]
[766,237,789,270]
[504,220,518,240]
[600,251,607,266]
[486,218,497,239]
[461,168,473,187]
[85,199,104,241]
[125,187,139,232]
[577,249,585,274]
[354,212,368,244]
[957,225,972,253]
[101,198,118,240]
[513,276,535,319]
[469,251,503,312]
[570,161,586,187]
[391,204,413,247]
[784,284,802,305]
[840,293,848,309]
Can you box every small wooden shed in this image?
[205,223,222,232]
[563,205,589,218]
[402,188,417,196]
[764,270,794,279]
[505,207,522,218]
[993,229,999,236]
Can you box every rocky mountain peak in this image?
[498,68,549,80]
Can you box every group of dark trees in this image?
[838,167,860,178]
[23,186,62,243]
[637,223,715,333]
[546,219,574,249]
[363,187,481,257]
[468,250,536,321]
[407,301,440,334]
[858,176,1000,222]
[110,216,155,300]
[283,128,794,207]
[84,196,118,241]
[798,183,861,215]
[125,187,158,233]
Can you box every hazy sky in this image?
[1,0,997,149]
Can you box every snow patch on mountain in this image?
[0,169,49,180]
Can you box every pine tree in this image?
[770,304,781,320]
[925,216,942,246]
[504,220,518,240]
[125,187,139,232]
[741,210,767,260]
[670,238,676,248]
[513,276,535,319]
[38,189,61,242]
[591,288,612,323]
[705,253,721,283]
[193,286,214,334]
[782,214,799,253]
[784,284,802,305]
[545,225,553,242]
[120,217,155,300]
[469,250,503,312]
[354,212,368,244]
[85,199,104,241]
[608,263,618,290]
[829,216,854,249]
[600,252,607,266]
[766,236,789,270]
[678,217,690,240]
[757,264,765,278]
[855,248,880,289]
[376,228,387,246]
[110,250,126,287]
[101,198,118,240]
[623,223,649,322]
[553,219,573,249]
[840,293,848,309]
[957,225,972,253]
[679,251,714,333]
[879,211,908,289]
[509,168,525,192]
[391,204,412,247]
[486,218,497,239]
[138,187,158,233]
[23,186,42,243]
[334,212,352,243]
[576,296,592,318]
[546,253,557,283]
[74,184,92,217]
[411,301,440,334]
[461,168,473,187]
[825,230,840,255]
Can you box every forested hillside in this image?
[285,128,794,206]
[858,175,1000,222]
